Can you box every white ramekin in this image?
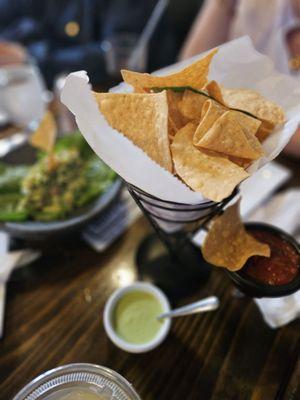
[104,282,171,353]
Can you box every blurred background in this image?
[0,0,202,87]
[0,2,300,398]
[0,0,205,136]
[1,0,300,151]
[0,0,300,232]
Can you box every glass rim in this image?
[13,363,141,400]
[0,56,40,88]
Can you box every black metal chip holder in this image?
[126,182,238,299]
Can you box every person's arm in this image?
[0,41,26,65]
[179,0,236,60]
[284,23,300,157]
[284,128,300,158]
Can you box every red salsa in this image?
[242,230,299,286]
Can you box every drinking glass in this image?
[101,33,147,78]
[0,57,47,130]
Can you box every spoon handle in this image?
[158,296,219,320]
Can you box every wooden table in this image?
[0,154,299,400]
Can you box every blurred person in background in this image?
[0,0,176,87]
[180,0,300,157]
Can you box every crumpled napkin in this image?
[247,189,300,328]
[0,232,40,337]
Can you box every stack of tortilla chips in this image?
[93,49,284,204]
[93,49,286,270]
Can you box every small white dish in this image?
[104,282,171,353]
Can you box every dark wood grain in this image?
[0,156,299,400]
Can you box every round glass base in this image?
[136,233,211,300]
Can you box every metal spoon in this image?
[157,296,219,320]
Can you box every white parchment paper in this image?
[61,36,300,204]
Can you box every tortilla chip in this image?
[256,120,275,142]
[178,90,208,122]
[166,90,188,132]
[228,156,252,169]
[229,111,263,160]
[198,148,252,169]
[168,116,177,142]
[196,111,264,160]
[196,148,252,169]
[121,49,218,91]
[204,80,225,104]
[133,87,148,93]
[171,123,249,202]
[221,87,285,125]
[30,111,57,153]
[202,200,270,271]
[93,91,172,172]
[193,100,225,145]
[231,110,261,136]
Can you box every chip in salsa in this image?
[202,200,270,270]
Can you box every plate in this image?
[0,141,122,239]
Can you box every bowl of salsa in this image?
[226,223,300,298]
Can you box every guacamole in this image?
[0,131,116,221]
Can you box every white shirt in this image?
[229,0,299,74]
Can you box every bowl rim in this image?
[226,222,300,298]
[104,282,171,353]
[1,178,122,238]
